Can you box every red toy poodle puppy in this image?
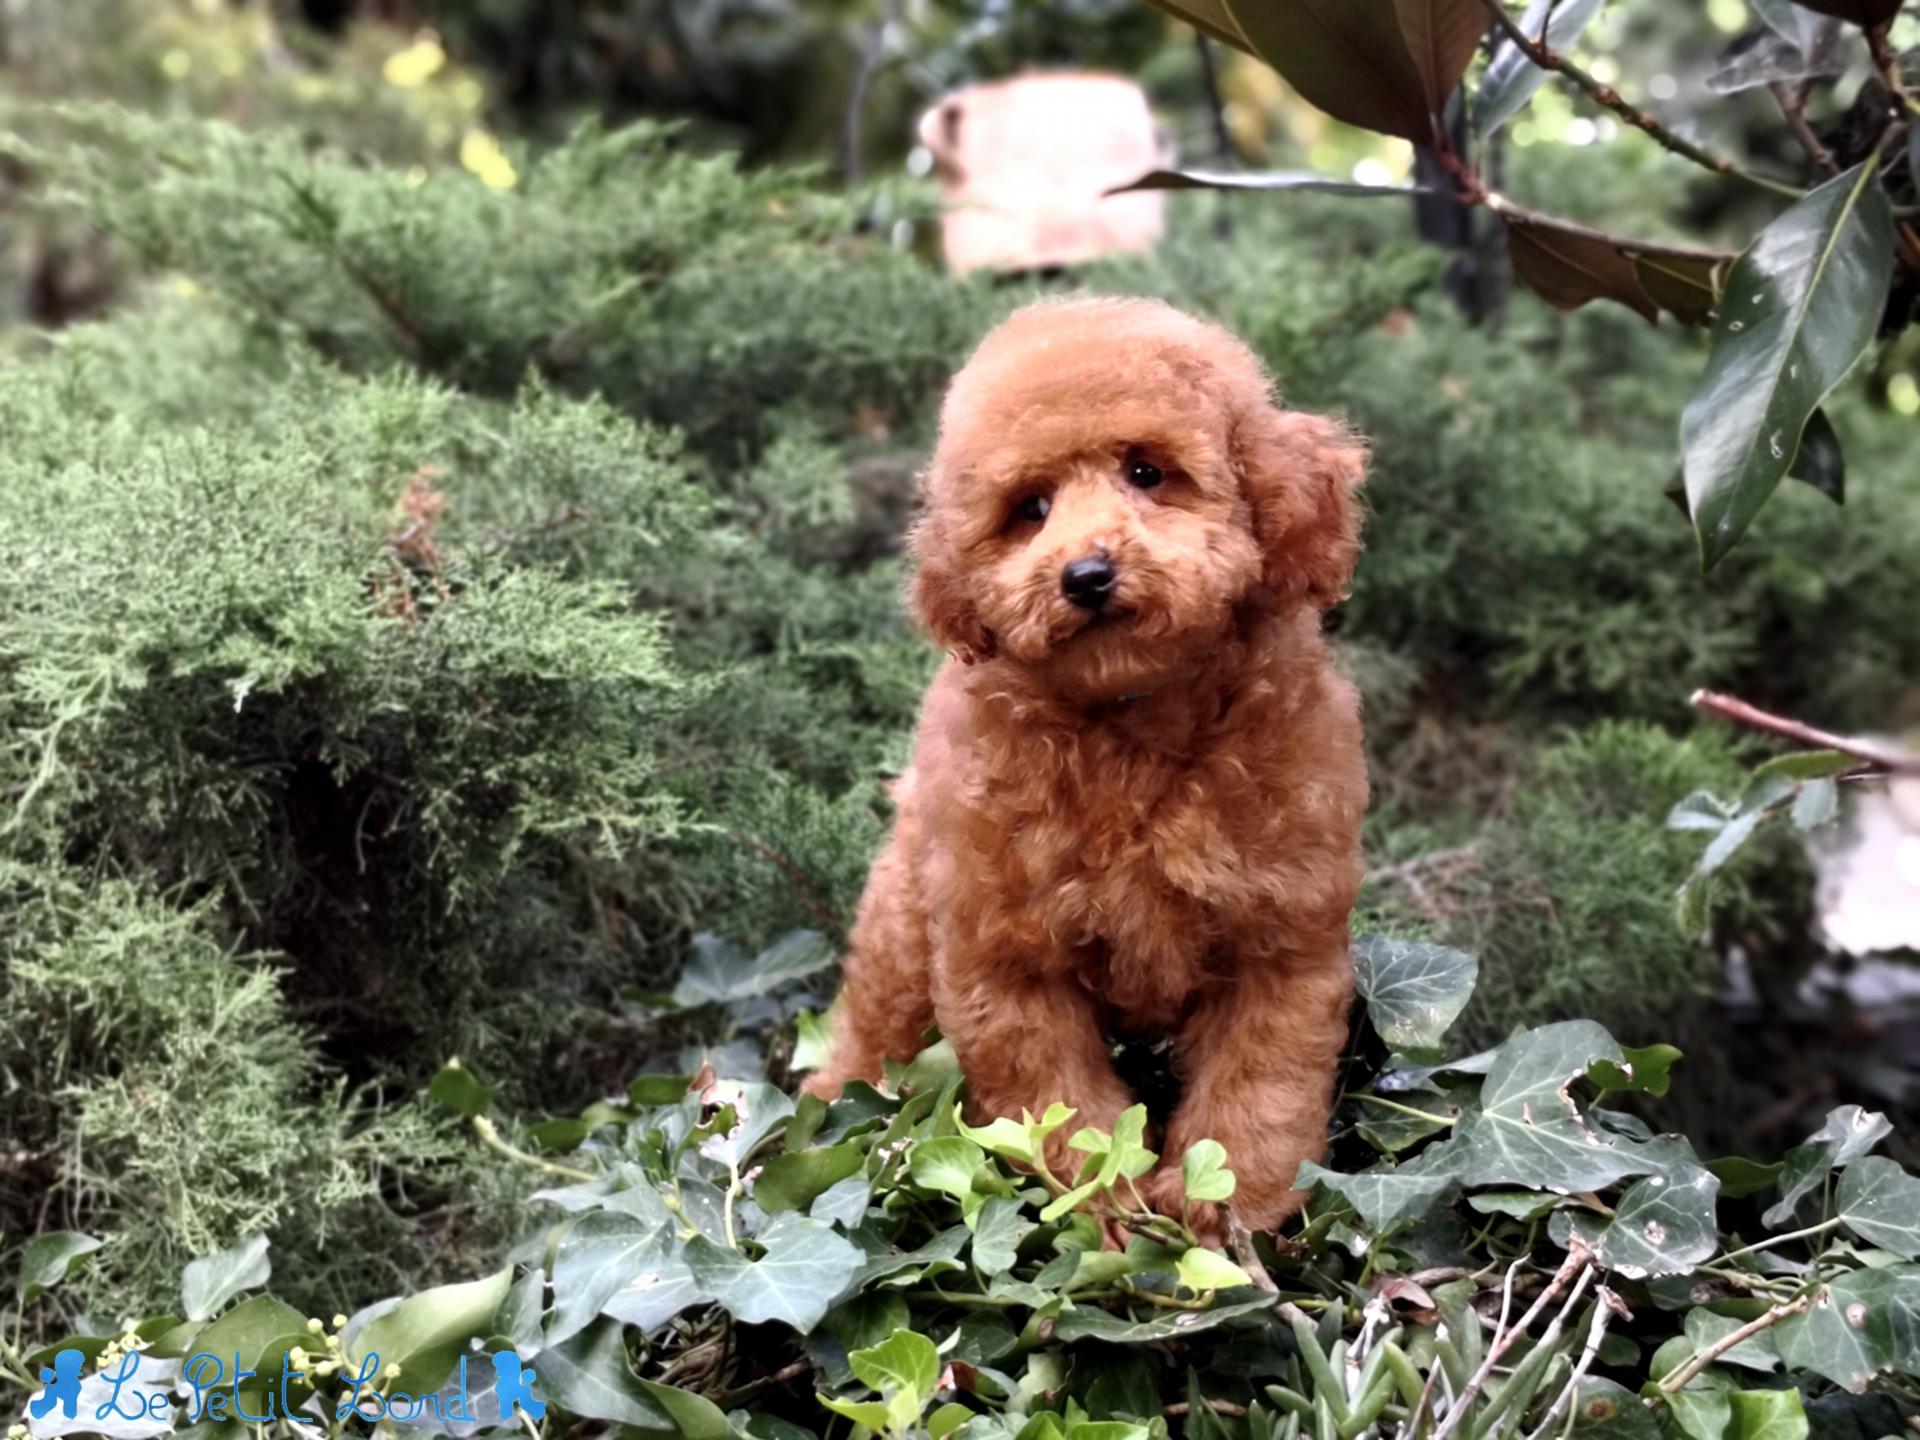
[804,296,1368,1239]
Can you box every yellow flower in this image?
[383,36,447,90]
[459,130,518,190]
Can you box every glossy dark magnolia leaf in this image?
[1681,159,1894,568]
[1476,0,1607,136]
[1504,213,1661,323]
[1789,407,1845,502]
[1791,0,1902,24]
[1222,0,1485,143]
[1111,168,1427,198]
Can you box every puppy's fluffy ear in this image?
[910,517,996,665]
[1233,404,1366,609]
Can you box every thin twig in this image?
[1654,1296,1810,1400]
[1471,0,1803,198]
[1229,1213,1280,1294]
[1166,1399,1251,1418]
[1432,1248,1595,1440]
[723,827,849,938]
[1690,690,1920,775]
[1526,1288,1622,1440]
[1868,21,1919,119]
[1769,80,1838,176]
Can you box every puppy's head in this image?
[912,297,1364,699]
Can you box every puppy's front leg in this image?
[934,958,1133,1180]
[1152,937,1352,1240]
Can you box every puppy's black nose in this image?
[1061,555,1117,610]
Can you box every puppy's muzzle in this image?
[1061,555,1117,610]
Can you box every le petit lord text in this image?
[29,1348,544,1428]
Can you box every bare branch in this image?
[1527,1288,1625,1440]
[1690,690,1920,775]
[1471,0,1803,198]
[1769,80,1838,176]
[1433,1247,1595,1440]
[1654,1296,1810,1400]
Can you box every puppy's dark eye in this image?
[1126,455,1164,489]
[1014,493,1051,524]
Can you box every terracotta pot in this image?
[918,72,1171,275]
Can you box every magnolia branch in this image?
[1690,690,1920,776]
[1470,0,1802,199]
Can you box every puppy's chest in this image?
[993,753,1270,933]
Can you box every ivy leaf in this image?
[1174,1248,1252,1292]
[635,1376,734,1440]
[699,1082,796,1167]
[1053,1297,1274,1343]
[971,1197,1033,1277]
[187,1295,308,1386]
[1765,1105,1892,1227]
[1684,1308,1780,1373]
[539,1318,673,1428]
[427,1059,496,1118]
[1220,0,1485,143]
[351,1269,514,1392]
[793,1010,834,1073]
[687,1213,862,1331]
[855,1225,971,1288]
[1296,1159,1458,1233]
[756,1142,865,1215]
[600,1245,709,1335]
[1467,1191,1565,1221]
[671,930,834,1008]
[1589,1045,1683,1099]
[1726,1389,1808,1440]
[954,1103,1075,1168]
[1705,1156,1784,1201]
[180,1234,271,1322]
[1476,0,1606,135]
[547,1213,666,1345]
[1570,1378,1661,1440]
[1460,1021,1652,1192]
[1181,1140,1238,1204]
[1351,935,1478,1055]
[913,1136,989,1198]
[1681,160,1895,569]
[1666,1368,1734,1440]
[813,1175,872,1229]
[851,1329,940,1413]
[20,1232,104,1305]
[1582,1160,1721,1278]
[1777,1267,1899,1391]
[1836,1157,1920,1258]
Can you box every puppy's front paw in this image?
[799,1071,846,1101]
